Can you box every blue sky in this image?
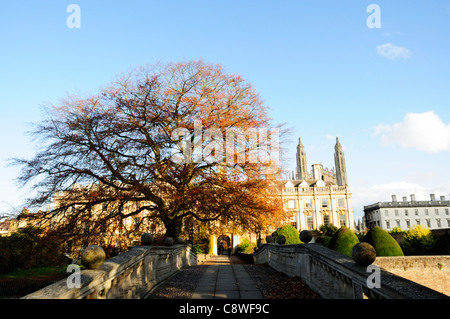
[1,1,450,222]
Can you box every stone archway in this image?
[217,235,231,255]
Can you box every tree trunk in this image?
[164,217,183,239]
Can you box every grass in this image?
[0,265,69,279]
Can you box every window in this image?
[339,214,346,227]
[288,200,295,209]
[386,220,390,229]
[305,198,312,208]
[446,209,449,215]
[385,210,389,217]
[321,198,328,208]
[447,219,450,227]
[406,220,410,228]
[338,198,345,208]
[405,209,409,216]
[437,219,441,228]
[435,209,439,215]
[426,219,431,227]
[307,216,314,229]
[425,209,429,215]
[395,210,399,216]
[290,215,297,228]
[415,209,419,216]
[323,215,330,226]
[416,219,421,226]
[396,220,400,227]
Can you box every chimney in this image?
[392,195,397,202]
[430,194,436,201]
[402,196,407,201]
[440,195,445,200]
[410,194,416,201]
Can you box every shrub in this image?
[363,226,404,256]
[272,225,302,245]
[237,238,256,253]
[401,225,436,255]
[0,226,67,273]
[193,244,204,254]
[328,226,360,257]
[355,232,365,241]
[315,236,331,247]
[319,224,338,237]
[435,232,450,255]
[389,227,403,235]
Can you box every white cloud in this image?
[375,111,450,153]
[376,42,411,59]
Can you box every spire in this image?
[334,137,348,186]
[296,138,308,180]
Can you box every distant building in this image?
[279,137,355,230]
[1,207,48,236]
[0,218,11,236]
[363,194,450,231]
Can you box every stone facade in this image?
[364,193,450,231]
[279,137,355,230]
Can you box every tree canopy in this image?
[12,60,288,241]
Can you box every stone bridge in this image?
[23,243,448,299]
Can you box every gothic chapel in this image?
[280,137,355,231]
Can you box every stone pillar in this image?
[209,234,216,255]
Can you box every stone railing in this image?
[23,244,197,299]
[254,243,448,299]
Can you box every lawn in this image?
[0,265,71,298]
[0,265,69,279]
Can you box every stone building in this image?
[364,193,450,231]
[279,137,355,231]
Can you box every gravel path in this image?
[146,264,209,299]
[146,255,321,299]
[243,263,321,299]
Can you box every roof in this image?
[364,200,450,212]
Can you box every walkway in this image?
[191,255,263,299]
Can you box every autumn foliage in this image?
[13,60,289,249]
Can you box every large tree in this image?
[13,60,288,241]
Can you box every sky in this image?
[1,1,450,222]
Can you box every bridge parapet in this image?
[254,243,448,299]
[23,244,197,299]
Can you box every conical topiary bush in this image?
[362,226,404,256]
[328,226,360,257]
